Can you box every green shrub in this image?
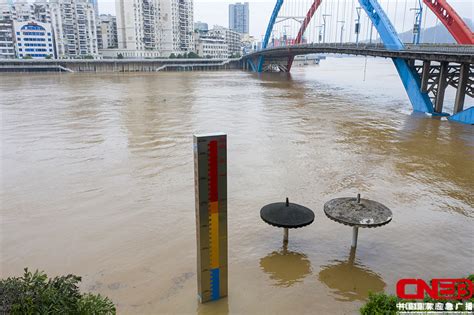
[188,52,199,58]
[360,292,399,315]
[0,268,115,315]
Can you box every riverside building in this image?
[209,25,241,56]
[13,20,54,58]
[193,31,228,59]
[49,0,98,58]
[0,20,14,58]
[229,2,248,34]
[98,14,117,49]
[0,0,99,58]
[115,0,193,58]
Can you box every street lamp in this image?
[322,14,331,44]
[337,20,345,44]
[410,0,423,44]
[355,7,361,45]
[315,25,323,43]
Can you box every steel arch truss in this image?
[258,0,285,72]
[255,0,472,123]
[287,0,323,71]
[358,0,435,113]
[423,0,474,45]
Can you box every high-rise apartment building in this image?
[177,0,193,52]
[229,2,248,34]
[194,21,208,32]
[49,0,98,57]
[0,0,13,21]
[98,14,117,49]
[34,0,52,23]
[0,20,14,58]
[115,0,193,57]
[116,0,161,53]
[0,0,99,58]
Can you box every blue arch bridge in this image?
[241,0,474,125]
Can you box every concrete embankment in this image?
[0,58,242,73]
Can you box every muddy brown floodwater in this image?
[1,57,473,314]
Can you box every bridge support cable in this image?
[287,0,323,71]
[419,0,473,123]
[259,0,285,72]
[422,0,474,45]
[358,0,434,113]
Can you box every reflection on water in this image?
[197,298,229,315]
[318,248,386,301]
[260,244,312,287]
[335,111,474,215]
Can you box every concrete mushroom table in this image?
[324,194,392,248]
[261,198,315,243]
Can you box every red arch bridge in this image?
[241,0,474,124]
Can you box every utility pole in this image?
[410,0,423,44]
[322,14,331,43]
[283,25,290,46]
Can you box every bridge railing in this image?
[247,42,474,55]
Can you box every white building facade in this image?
[116,0,161,56]
[0,20,15,58]
[177,0,193,52]
[193,32,227,59]
[115,0,193,58]
[0,0,99,58]
[209,25,241,56]
[49,0,98,58]
[98,14,117,49]
[13,20,54,58]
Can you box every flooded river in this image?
[1,57,473,314]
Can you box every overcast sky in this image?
[99,0,473,40]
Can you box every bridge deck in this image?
[245,43,474,64]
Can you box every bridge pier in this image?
[434,62,449,114]
[420,60,430,93]
[454,63,469,114]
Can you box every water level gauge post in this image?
[193,133,228,303]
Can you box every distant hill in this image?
[398,18,473,43]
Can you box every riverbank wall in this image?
[0,58,242,73]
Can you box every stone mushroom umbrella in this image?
[324,194,392,248]
[261,198,315,243]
